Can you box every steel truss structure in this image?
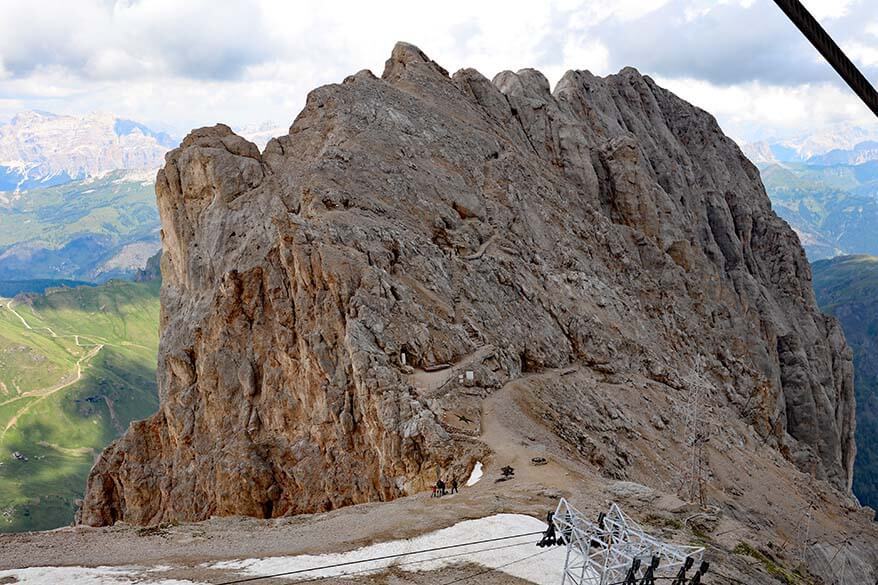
[552,499,705,585]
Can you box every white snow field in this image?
[209,513,567,583]
[0,514,569,584]
[0,565,197,585]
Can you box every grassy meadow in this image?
[0,280,160,531]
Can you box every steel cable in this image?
[774,0,878,117]
[213,530,544,584]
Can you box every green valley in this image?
[812,255,878,511]
[760,161,878,260]
[0,171,160,282]
[0,279,160,532]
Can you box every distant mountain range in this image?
[0,170,160,281]
[0,112,172,281]
[0,111,173,195]
[743,125,878,261]
[236,121,287,150]
[743,124,878,165]
[759,160,878,260]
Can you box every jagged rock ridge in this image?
[81,43,855,533]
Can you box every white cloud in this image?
[848,42,878,67]
[800,0,858,20]
[657,77,877,142]
[568,0,671,24]
[562,37,610,75]
[0,0,268,81]
[0,0,876,141]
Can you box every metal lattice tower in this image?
[682,357,711,506]
[797,507,812,566]
[552,499,705,585]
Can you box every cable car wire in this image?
[773,0,878,117]
[249,540,538,584]
[436,547,553,585]
[213,529,543,584]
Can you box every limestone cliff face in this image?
[80,43,855,526]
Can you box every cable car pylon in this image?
[545,499,707,585]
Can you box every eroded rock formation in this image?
[81,43,856,533]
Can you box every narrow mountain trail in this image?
[0,300,105,440]
[409,345,496,395]
[5,299,58,337]
[478,371,594,490]
[408,346,595,492]
[4,300,107,347]
[0,343,103,440]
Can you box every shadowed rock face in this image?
[80,43,855,527]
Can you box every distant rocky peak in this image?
[0,110,174,192]
[9,109,58,124]
[113,118,176,148]
[743,123,878,165]
[236,121,289,150]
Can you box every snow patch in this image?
[0,159,33,172]
[0,565,203,585]
[0,515,566,584]
[208,513,564,584]
[113,168,158,184]
[466,460,483,486]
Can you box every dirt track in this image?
[0,301,104,440]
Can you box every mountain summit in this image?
[79,43,875,581]
[0,110,173,192]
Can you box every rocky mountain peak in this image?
[383,40,450,82]
[78,42,874,578]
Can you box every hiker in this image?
[537,511,557,547]
[431,484,438,498]
[450,478,458,494]
[437,478,446,496]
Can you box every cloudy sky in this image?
[1,0,876,143]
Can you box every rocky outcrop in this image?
[80,43,856,529]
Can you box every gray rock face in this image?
[81,43,855,530]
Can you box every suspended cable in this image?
[250,540,537,585]
[436,547,552,585]
[213,530,544,585]
[773,0,878,117]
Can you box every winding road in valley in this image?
[0,299,104,440]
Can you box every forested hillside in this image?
[813,255,878,510]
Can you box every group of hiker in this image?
[431,477,459,497]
